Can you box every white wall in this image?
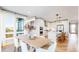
[0,10,18,51]
[78,21,79,51]
[0,10,8,52]
[48,21,69,33]
[0,10,4,52]
[78,7,79,51]
[48,20,69,42]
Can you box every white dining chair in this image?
[20,40,28,52]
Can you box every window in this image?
[57,25,64,33]
[16,18,24,32]
[16,18,24,36]
[69,23,78,34]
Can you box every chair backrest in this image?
[20,40,28,52]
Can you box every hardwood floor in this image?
[55,38,68,52]
[55,34,78,52]
[1,34,78,52]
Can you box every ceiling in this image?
[1,6,78,21]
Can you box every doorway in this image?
[68,23,78,51]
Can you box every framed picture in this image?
[6,27,14,32]
[5,34,13,38]
[57,24,64,32]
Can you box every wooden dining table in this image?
[16,34,51,49]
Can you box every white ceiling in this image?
[2,6,78,21]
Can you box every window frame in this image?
[69,23,78,34]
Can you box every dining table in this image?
[16,34,51,49]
